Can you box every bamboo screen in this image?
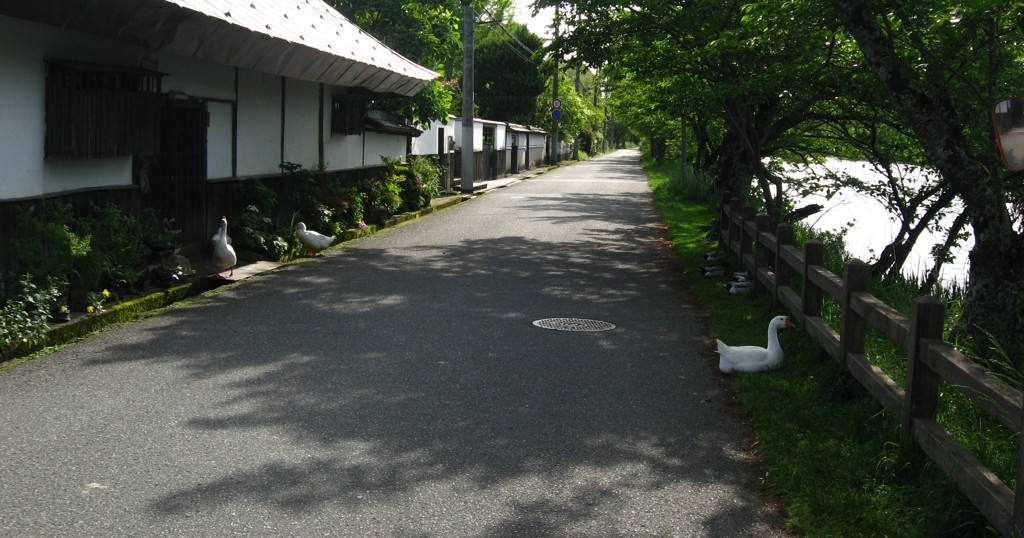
[44,60,164,160]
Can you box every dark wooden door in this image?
[143,99,207,245]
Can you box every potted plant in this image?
[52,304,71,323]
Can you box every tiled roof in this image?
[364,109,422,137]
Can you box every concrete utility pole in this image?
[461,0,475,194]
[551,3,560,165]
[572,64,580,160]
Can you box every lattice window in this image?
[45,60,164,160]
[330,93,366,136]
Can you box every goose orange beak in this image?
[785,317,796,328]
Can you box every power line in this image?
[480,7,538,63]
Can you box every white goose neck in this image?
[767,321,782,352]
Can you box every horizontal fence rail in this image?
[718,195,1024,536]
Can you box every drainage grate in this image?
[532,318,616,332]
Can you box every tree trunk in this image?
[831,0,1024,350]
[872,189,957,279]
[924,210,970,292]
[713,128,755,200]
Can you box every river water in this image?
[781,159,972,287]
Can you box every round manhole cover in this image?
[532,318,616,332]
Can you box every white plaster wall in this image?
[236,70,283,177]
[494,124,507,150]
[453,120,483,152]
[321,90,361,170]
[411,121,444,155]
[411,119,456,156]
[0,15,137,199]
[527,133,547,148]
[323,132,363,170]
[1,14,419,199]
[283,78,320,168]
[207,101,234,179]
[158,53,234,100]
[363,131,406,166]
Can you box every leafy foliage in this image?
[551,0,1024,355]
[237,176,290,261]
[328,0,463,126]
[0,275,60,361]
[10,201,91,294]
[362,157,405,224]
[75,202,144,295]
[645,157,994,536]
[405,155,443,210]
[475,22,546,123]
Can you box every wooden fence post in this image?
[1017,418,1024,533]
[839,259,870,367]
[719,192,732,246]
[728,197,742,251]
[739,204,756,264]
[773,223,794,309]
[902,296,944,436]
[754,214,771,264]
[802,240,823,319]
[754,214,771,289]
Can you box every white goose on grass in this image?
[293,222,336,256]
[212,216,237,277]
[717,315,795,373]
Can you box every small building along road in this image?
[0,150,785,536]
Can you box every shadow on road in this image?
[79,153,777,536]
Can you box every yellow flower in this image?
[86,306,95,313]
[101,289,110,299]
[59,305,69,313]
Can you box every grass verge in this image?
[644,157,995,536]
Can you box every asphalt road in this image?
[0,149,785,536]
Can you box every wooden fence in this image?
[719,196,1024,536]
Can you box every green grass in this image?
[645,157,997,536]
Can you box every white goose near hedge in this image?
[212,216,237,277]
[293,222,335,256]
[717,315,795,373]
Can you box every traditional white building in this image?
[411,118,549,184]
[0,0,436,247]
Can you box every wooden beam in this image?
[847,351,905,418]
[915,419,1015,537]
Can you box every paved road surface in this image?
[0,149,784,536]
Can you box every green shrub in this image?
[140,208,180,250]
[240,173,279,211]
[407,155,442,209]
[236,204,289,261]
[279,162,342,241]
[344,187,366,229]
[0,275,60,361]
[363,158,404,224]
[234,178,290,261]
[77,202,144,294]
[10,201,91,293]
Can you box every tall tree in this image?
[549,0,1024,346]
[827,0,1024,348]
[474,22,546,122]
[545,0,854,223]
[329,0,463,125]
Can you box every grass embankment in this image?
[644,158,996,536]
